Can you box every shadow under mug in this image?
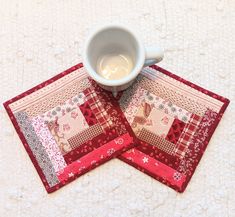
[83,24,164,96]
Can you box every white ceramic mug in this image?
[83,24,164,96]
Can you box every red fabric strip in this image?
[121,148,186,189]
[57,133,133,181]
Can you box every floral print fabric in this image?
[144,91,191,123]
[41,93,86,123]
[15,111,59,187]
[31,116,67,172]
[144,108,174,138]
[4,64,136,193]
[3,63,229,193]
[47,107,89,154]
[119,65,229,193]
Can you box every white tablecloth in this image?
[0,0,234,216]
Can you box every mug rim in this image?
[83,23,145,86]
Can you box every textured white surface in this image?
[0,0,235,216]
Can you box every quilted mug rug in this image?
[4,63,136,193]
[118,65,229,193]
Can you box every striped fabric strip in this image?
[141,67,223,112]
[25,78,91,118]
[10,67,88,112]
[136,74,207,116]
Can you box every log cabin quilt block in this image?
[4,63,136,193]
[119,65,229,193]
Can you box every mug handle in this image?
[144,46,164,67]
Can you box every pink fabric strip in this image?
[124,86,147,124]
[57,133,133,181]
[31,116,67,173]
[122,148,186,188]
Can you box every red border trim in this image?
[3,63,83,193]
[3,64,230,193]
[3,63,137,193]
[3,63,84,192]
[179,99,229,192]
[119,65,230,193]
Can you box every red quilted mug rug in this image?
[118,65,229,193]
[4,63,136,193]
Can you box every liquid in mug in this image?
[96,52,133,80]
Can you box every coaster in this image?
[118,65,229,193]
[4,63,136,193]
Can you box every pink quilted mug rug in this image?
[4,63,136,193]
[118,65,229,193]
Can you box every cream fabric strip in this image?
[10,67,88,112]
[141,67,223,112]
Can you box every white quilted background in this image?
[0,0,234,216]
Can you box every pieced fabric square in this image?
[119,65,229,193]
[4,63,136,193]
